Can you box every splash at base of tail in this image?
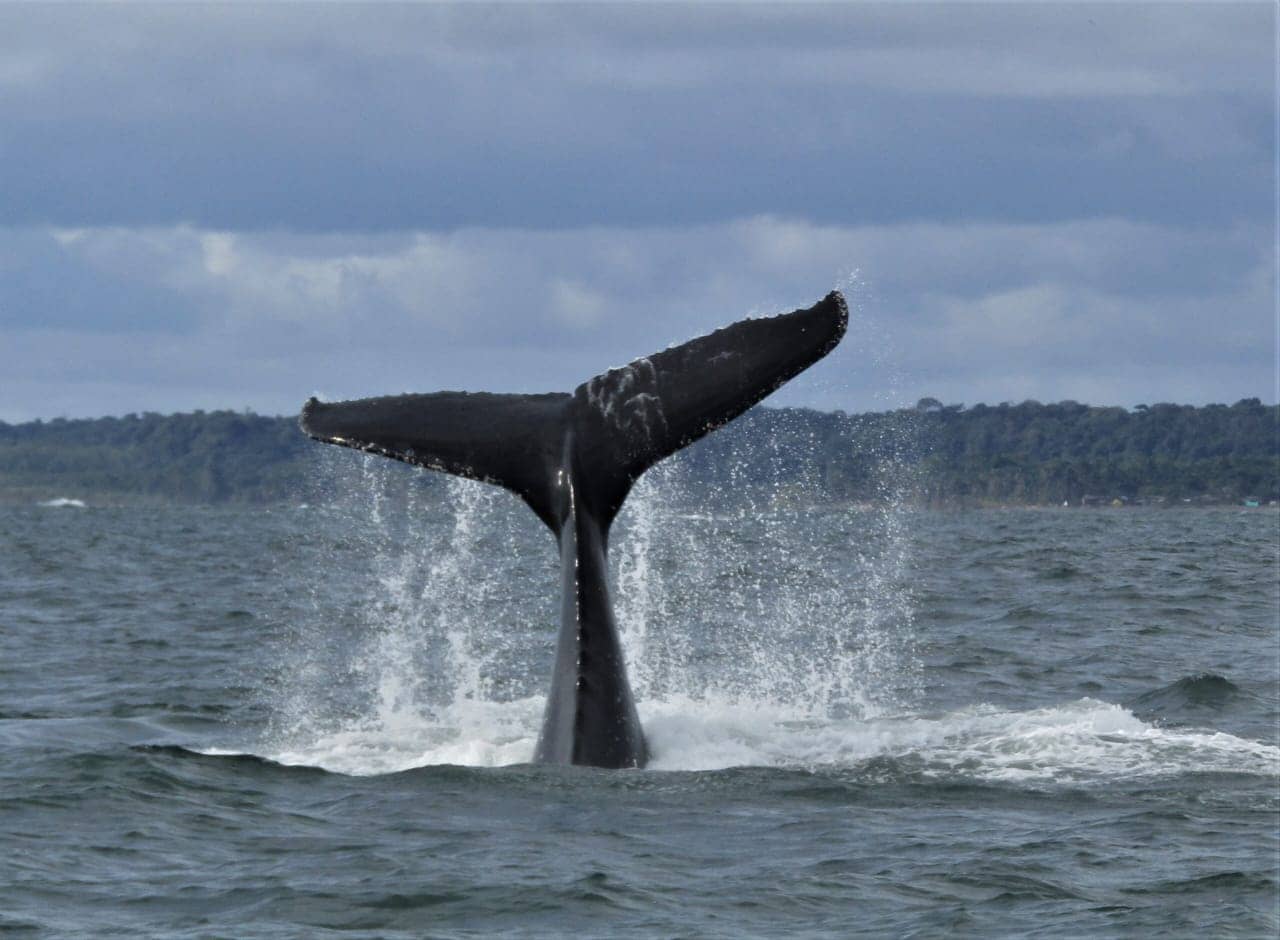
[300,292,848,768]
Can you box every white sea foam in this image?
[38,497,86,508]
[241,695,1279,781]
[259,696,544,776]
[647,697,1280,780]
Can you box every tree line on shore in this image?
[1,398,1275,506]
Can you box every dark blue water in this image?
[2,467,1277,937]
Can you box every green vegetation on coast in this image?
[1,399,1275,507]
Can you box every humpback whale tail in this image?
[300,292,847,768]
[301,291,847,536]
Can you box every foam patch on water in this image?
[644,697,1280,780]
[38,497,86,508]
[659,697,1280,781]
[236,696,1279,781]
[257,697,545,776]
[899,699,1280,783]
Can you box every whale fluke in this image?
[300,291,848,768]
[302,291,846,534]
[302,390,571,530]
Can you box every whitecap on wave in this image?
[38,497,87,508]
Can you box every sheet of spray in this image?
[612,454,921,719]
[263,416,924,774]
[266,453,551,769]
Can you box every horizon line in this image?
[4,396,1277,427]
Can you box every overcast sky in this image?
[1,2,1274,422]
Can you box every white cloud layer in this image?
[2,216,1271,422]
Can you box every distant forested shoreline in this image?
[1,398,1276,507]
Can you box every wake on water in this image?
[236,453,1278,785]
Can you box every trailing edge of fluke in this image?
[300,291,848,768]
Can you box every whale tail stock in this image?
[300,291,848,533]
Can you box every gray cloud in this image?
[0,4,1271,231]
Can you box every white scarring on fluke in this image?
[585,357,669,443]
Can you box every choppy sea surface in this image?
[2,461,1278,937]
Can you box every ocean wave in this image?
[37,497,87,508]
[1127,673,1251,718]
